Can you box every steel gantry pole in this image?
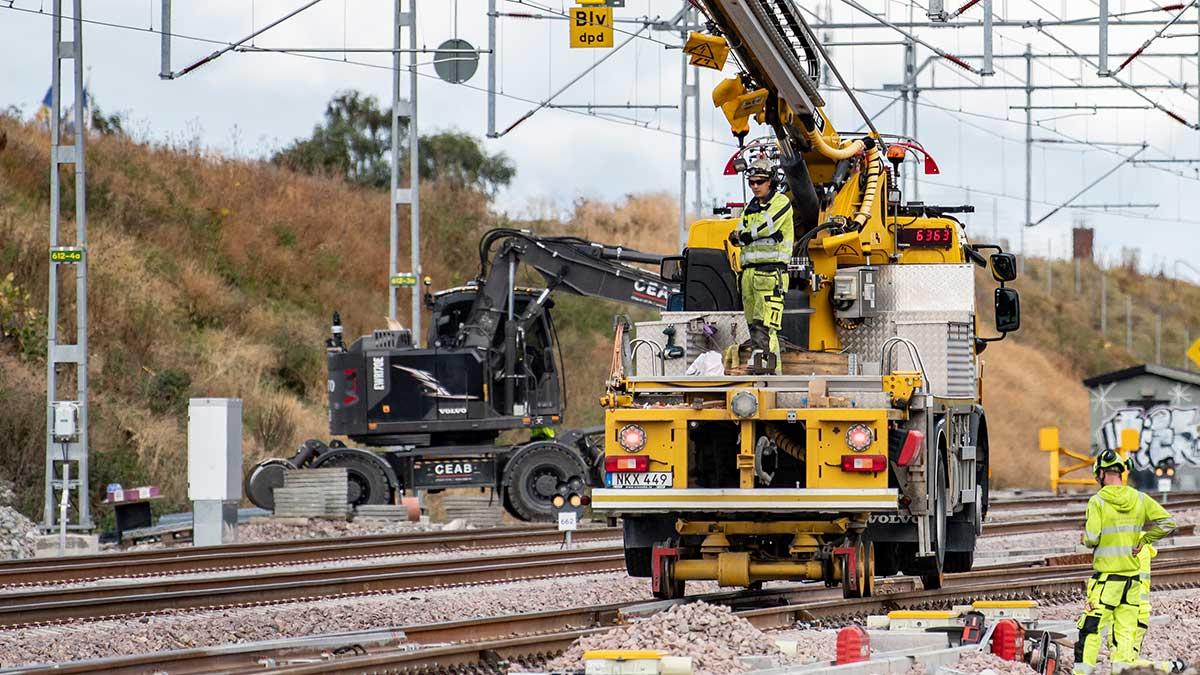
[1022,44,1032,270]
[487,0,496,138]
[388,0,402,323]
[408,0,421,340]
[44,0,91,532]
[389,0,421,340]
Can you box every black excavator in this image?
[245,228,677,521]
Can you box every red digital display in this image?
[898,227,953,248]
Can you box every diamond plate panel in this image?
[874,264,975,313]
[633,312,748,376]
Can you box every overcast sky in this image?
[3,0,1200,276]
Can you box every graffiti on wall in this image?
[1098,406,1200,470]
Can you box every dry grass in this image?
[981,339,1090,490]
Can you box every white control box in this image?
[187,398,243,501]
[52,401,80,441]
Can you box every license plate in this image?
[609,472,673,488]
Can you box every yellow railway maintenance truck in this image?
[591,0,1022,600]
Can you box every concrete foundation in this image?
[193,499,238,546]
[33,533,99,558]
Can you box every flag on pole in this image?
[34,86,52,124]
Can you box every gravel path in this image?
[0,537,621,593]
[0,572,718,668]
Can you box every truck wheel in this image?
[502,442,589,522]
[624,546,652,577]
[320,452,393,506]
[944,550,975,574]
[920,457,948,590]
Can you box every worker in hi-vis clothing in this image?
[1074,449,1181,674]
[728,156,793,375]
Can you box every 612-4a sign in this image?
[570,5,613,48]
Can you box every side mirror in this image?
[990,252,1018,283]
[660,256,685,283]
[995,287,1020,333]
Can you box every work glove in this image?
[728,230,742,246]
[739,231,754,245]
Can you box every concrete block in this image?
[867,630,951,653]
[33,533,99,558]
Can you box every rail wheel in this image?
[652,553,685,600]
[841,539,867,599]
[861,540,876,597]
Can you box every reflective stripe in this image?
[1139,594,1150,601]
[1093,545,1134,558]
[741,249,787,264]
[1084,529,1101,544]
[1100,525,1142,535]
[1074,663,1095,675]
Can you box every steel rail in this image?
[0,526,620,586]
[0,548,627,627]
[16,548,1200,674]
[227,563,1200,674]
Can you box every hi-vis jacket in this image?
[1082,485,1175,575]
[736,191,794,267]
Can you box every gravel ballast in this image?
[547,601,785,675]
[0,572,716,668]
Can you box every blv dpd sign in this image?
[570,5,613,48]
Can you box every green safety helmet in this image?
[1093,448,1127,480]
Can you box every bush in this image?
[272,328,324,398]
[146,368,192,415]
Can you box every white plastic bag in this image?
[686,350,725,376]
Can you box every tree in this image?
[273,91,516,194]
[272,91,395,188]
[418,131,515,195]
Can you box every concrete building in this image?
[1083,364,1200,491]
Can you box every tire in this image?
[502,442,589,522]
[873,542,899,577]
[624,547,652,577]
[944,549,975,574]
[921,456,948,590]
[862,540,875,598]
[319,452,393,507]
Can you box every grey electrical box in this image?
[52,401,80,441]
[187,398,243,502]
[832,266,881,319]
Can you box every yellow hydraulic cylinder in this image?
[674,553,828,585]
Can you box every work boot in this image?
[747,323,773,375]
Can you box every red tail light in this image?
[341,368,359,406]
[896,430,924,466]
[605,455,649,473]
[842,454,887,473]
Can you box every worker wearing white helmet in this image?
[728,155,792,374]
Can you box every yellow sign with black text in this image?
[570,6,613,48]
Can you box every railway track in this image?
[10,493,1193,588]
[23,547,1200,675]
[987,490,1198,511]
[0,525,620,587]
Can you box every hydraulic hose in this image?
[805,125,865,161]
[852,147,883,227]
